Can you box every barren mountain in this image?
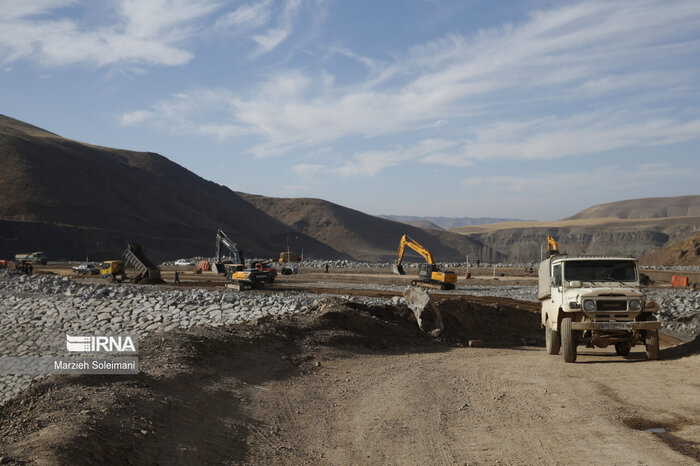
[451,217,700,263]
[238,193,502,262]
[0,115,343,262]
[0,115,500,263]
[566,195,700,220]
[380,215,525,229]
[640,231,700,266]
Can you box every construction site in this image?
[1,228,700,464]
[1,108,700,463]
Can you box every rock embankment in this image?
[0,274,386,405]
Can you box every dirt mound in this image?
[640,231,700,266]
[0,297,542,464]
[436,298,543,347]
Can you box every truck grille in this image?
[596,300,627,311]
[593,314,633,322]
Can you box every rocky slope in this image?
[452,217,700,262]
[238,193,503,262]
[566,195,700,220]
[641,231,700,266]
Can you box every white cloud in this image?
[123,0,700,168]
[215,0,272,29]
[0,0,221,67]
[120,110,153,126]
[336,139,458,177]
[250,0,302,55]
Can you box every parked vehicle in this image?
[72,262,100,275]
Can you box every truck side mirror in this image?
[569,280,582,288]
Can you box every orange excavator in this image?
[392,234,457,290]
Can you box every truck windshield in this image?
[564,260,637,282]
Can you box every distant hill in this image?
[401,220,444,231]
[0,115,342,262]
[0,114,501,263]
[566,195,700,220]
[640,231,700,266]
[450,217,700,262]
[380,215,526,230]
[238,194,503,263]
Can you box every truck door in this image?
[551,263,563,310]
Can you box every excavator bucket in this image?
[392,263,405,275]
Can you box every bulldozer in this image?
[392,235,457,290]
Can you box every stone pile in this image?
[0,274,387,405]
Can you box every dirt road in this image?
[256,346,700,465]
[1,297,698,464]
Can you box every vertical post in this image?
[493,265,496,278]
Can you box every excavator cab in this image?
[418,263,437,280]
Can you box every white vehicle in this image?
[539,250,661,363]
[72,262,100,275]
[174,259,195,266]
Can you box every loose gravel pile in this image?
[0,273,387,405]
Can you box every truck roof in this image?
[550,255,638,262]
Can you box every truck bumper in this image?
[571,321,661,331]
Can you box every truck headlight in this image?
[583,300,595,312]
[629,299,642,311]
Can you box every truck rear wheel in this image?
[614,342,631,356]
[646,330,659,360]
[561,317,577,363]
[545,318,560,355]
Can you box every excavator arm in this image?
[216,229,244,264]
[392,234,434,275]
[547,235,560,257]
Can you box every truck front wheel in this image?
[646,330,659,360]
[561,317,577,363]
[546,318,560,355]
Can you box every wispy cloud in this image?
[250,0,302,55]
[122,0,700,171]
[215,0,273,30]
[0,0,221,67]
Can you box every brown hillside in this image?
[401,220,444,231]
[640,231,700,266]
[0,115,343,261]
[566,195,700,220]
[450,217,700,262]
[238,193,503,262]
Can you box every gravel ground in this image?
[0,273,388,405]
[0,272,697,406]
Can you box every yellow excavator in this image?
[392,234,457,290]
[547,235,560,257]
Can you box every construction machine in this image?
[392,234,457,290]
[224,264,268,290]
[122,242,161,282]
[213,229,244,274]
[547,235,560,257]
[249,260,277,283]
[14,252,47,265]
[100,260,127,283]
[279,251,301,263]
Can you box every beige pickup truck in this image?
[539,255,660,363]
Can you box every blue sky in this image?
[2,0,700,220]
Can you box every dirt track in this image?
[1,297,699,464]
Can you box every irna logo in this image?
[66,335,137,353]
